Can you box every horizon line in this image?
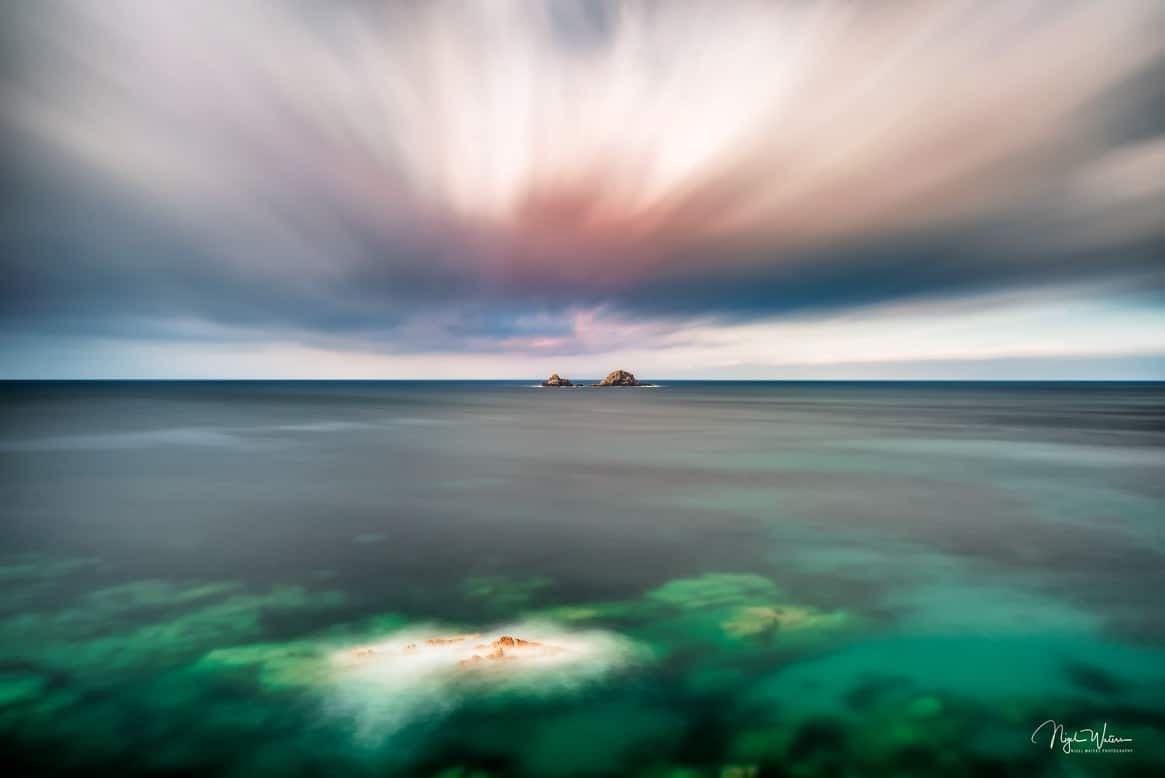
[2,378,1163,384]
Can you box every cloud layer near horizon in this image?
[2,0,1164,376]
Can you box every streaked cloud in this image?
[4,283,1162,379]
[1,1,1163,376]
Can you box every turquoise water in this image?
[1,381,1162,776]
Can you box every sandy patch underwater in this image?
[323,623,641,737]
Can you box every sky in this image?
[2,0,1164,379]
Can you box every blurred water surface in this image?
[1,381,1163,776]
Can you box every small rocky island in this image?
[541,373,573,387]
[540,369,649,387]
[594,369,641,386]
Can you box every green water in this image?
[0,381,1162,776]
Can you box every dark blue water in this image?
[1,381,1162,776]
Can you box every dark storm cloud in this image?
[1,0,1164,356]
[614,218,1165,322]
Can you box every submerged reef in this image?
[5,561,1164,777]
[335,628,625,681]
[354,633,566,668]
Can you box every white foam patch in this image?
[324,622,639,738]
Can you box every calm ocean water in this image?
[1,380,1163,776]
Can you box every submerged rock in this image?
[348,632,567,670]
[459,635,562,668]
[541,373,573,387]
[595,369,640,386]
[327,626,635,733]
[492,635,540,648]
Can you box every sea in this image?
[1,380,1162,777]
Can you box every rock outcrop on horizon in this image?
[595,369,640,386]
[541,373,573,386]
